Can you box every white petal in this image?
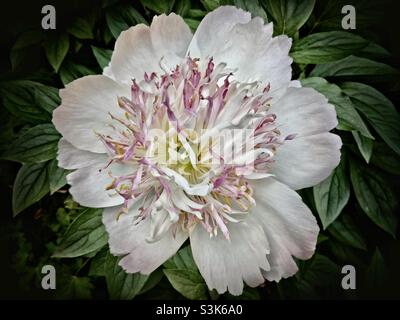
[52,75,130,153]
[103,205,187,274]
[272,133,342,190]
[187,6,251,58]
[109,13,192,84]
[188,6,292,96]
[66,161,131,208]
[57,138,107,170]
[190,215,270,295]
[271,87,338,138]
[251,178,319,281]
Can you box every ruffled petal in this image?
[66,161,131,208]
[271,86,338,138]
[251,178,319,281]
[190,215,270,295]
[188,6,292,96]
[103,205,187,274]
[271,133,342,190]
[52,75,130,153]
[57,138,107,170]
[108,13,192,84]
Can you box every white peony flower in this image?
[53,6,341,295]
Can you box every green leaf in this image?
[313,157,350,229]
[90,248,164,296]
[370,142,400,175]
[301,77,373,138]
[67,17,94,39]
[366,248,385,290]
[10,47,34,71]
[352,131,373,163]
[57,275,94,299]
[12,30,45,50]
[310,55,399,78]
[163,246,198,271]
[184,18,200,31]
[264,0,315,36]
[174,0,191,16]
[106,4,148,39]
[105,251,149,300]
[3,124,60,163]
[53,208,108,258]
[328,214,367,250]
[317,233,329,245]
[89,247,108,277]
[163,246,207,300]
[33,85,60,114]
[221,0,268,21]
[328,239,365,267]
[44,33,70,72]
[308,1,382,34]
[187,9,206,19]
[140,0,175,14]
[291,31,368,64]
[73,39,83,53]
[0,81,54,123]
[47,158,68,194]
[91,46,112,69]
[340,82,400,156]
[349,160,398,237]
[59,61,96,85]
[10,30,44,71]
[359,42,391,60]
[281,254,339,299]
[200,0,220,11]
[138,269,164,295]
[163,269,208,300]
[12,162,50,216]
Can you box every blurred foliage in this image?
[0,0,399,299]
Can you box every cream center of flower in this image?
[98,57,294,240]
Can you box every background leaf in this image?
[264,0,315,36]
[47,158,68,194]
[352,131,373,163]
[91,46,112,69]
[44,33,70,72]
[0,81,55,123]
[370,143,400,175]
[53,208,108,258]
[301,77,373,138]
[140,0,175,14]
[12,162,50,216]
[59,61,96,85]
[106,4,147,39]
[67,17,94,40]
[163,246,208,300]
[56,275,94,299]
[33,85,61,114]
[350,160,398,237]
[313,156,350,229]
[341,82,400,155]
[221,0,268,20]
[2,124,60,163]
[311,55,399,78]
[163,269,208,300]
[327,214,367,250]
[105,251,148,300]
[291,31,368,64]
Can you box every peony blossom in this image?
[53,6,341,295]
